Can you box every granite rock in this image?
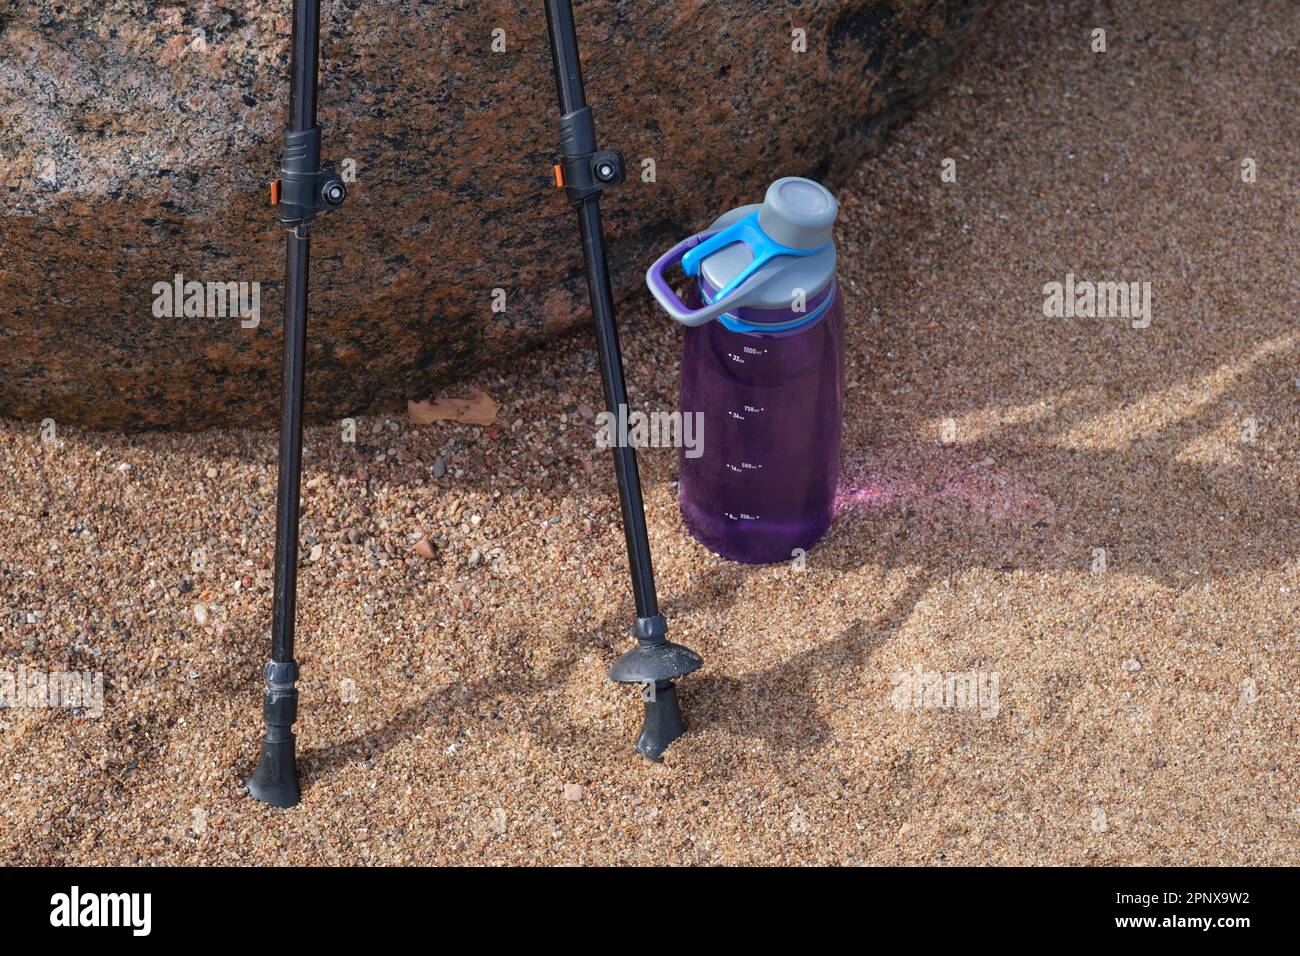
[0,1,991,429]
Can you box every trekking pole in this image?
[247,0,347,808]
[543,0,703,759]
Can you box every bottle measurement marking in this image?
[725,462,763,473]
[723,512,761,521]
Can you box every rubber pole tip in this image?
[635,681,687,762]
[246,736,301,808]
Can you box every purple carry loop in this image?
[647,230,782,327]
[646,232,715,325]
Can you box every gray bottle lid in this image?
[699,177,838,312]
[758,177,838,250]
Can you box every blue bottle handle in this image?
[645,212,829,328]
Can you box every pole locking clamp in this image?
[552,106,625,202]
[270,126,347,226]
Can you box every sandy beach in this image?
[1,0,1295,864]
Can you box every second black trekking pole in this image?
[247,0,347,808]
[543,0,702,759]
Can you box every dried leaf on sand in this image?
[408,388,499,427]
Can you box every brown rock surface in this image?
[0,1,991,429]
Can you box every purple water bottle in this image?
[647,177,844,564]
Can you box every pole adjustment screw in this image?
[322,180,347,205]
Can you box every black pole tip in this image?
[246,736,301,808]
[635,681,687,762]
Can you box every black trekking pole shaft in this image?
[578,205,659,614]
[544,0,656,617]
[249,0,346,808]
[288,0,320,134]
[543,0,701,760]
[272,0,320,665]
[271,234,309,663]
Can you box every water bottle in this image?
[646,177,844,564]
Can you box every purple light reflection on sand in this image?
[834,452,1056,522]
[834,476,921,513]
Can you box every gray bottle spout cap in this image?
[757,177,838,251]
